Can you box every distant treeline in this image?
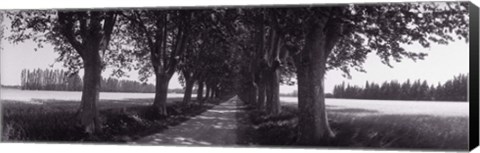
[1,85,21,89]
[20,69,157,93]
[21,69,82,91]
[332,74,468,101]
[282,90,337,98]
[280,91,298,97]
[100,77,155,93]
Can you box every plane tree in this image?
[6,10,118,133]
[3,2,469,143]
[234,9,259,106]
[237,8,296,114]
[271,2,469,144]
[176,9,231,103]
[118,9,193,116]
[177,42,202,103]
[254,9,295,114]
[201,13,240,99]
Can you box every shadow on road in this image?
[132,96,252,146]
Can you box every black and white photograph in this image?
[0,0,478,152]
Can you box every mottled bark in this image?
[153,74,171,116]
[139,12,189,115]
[265,68,280,115]
[263,24,282,114]
[79,56,102,134]
[182,79,195,103]
[295,17,335,144]
[69,12,116,134]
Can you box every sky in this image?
[0,38,185,90]
[0,15,470,94]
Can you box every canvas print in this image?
[0,1,476,151]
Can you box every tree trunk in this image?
[214,88,218,98]
[244,80,258,106]
[153,73,171,116]
[251,81,258,106]
[257,78,266,110]
[296,22,335,145]
[182,79,195,103]
[197,81,204,101]
[205,85,210,99]
[210,87,215,99]
[265,68,280,115]
[213,88,218,98]
[78,57,102,134]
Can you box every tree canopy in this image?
[3,1,470,142]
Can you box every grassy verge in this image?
[1,97,225,143]
[247,104,468,150]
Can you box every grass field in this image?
[1,97,221,142]
[247,103,469,150]
[0,89,469,150]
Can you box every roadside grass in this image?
[1,97,224,143]
[247,103,468,150]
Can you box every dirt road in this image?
[131,96,252,146]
